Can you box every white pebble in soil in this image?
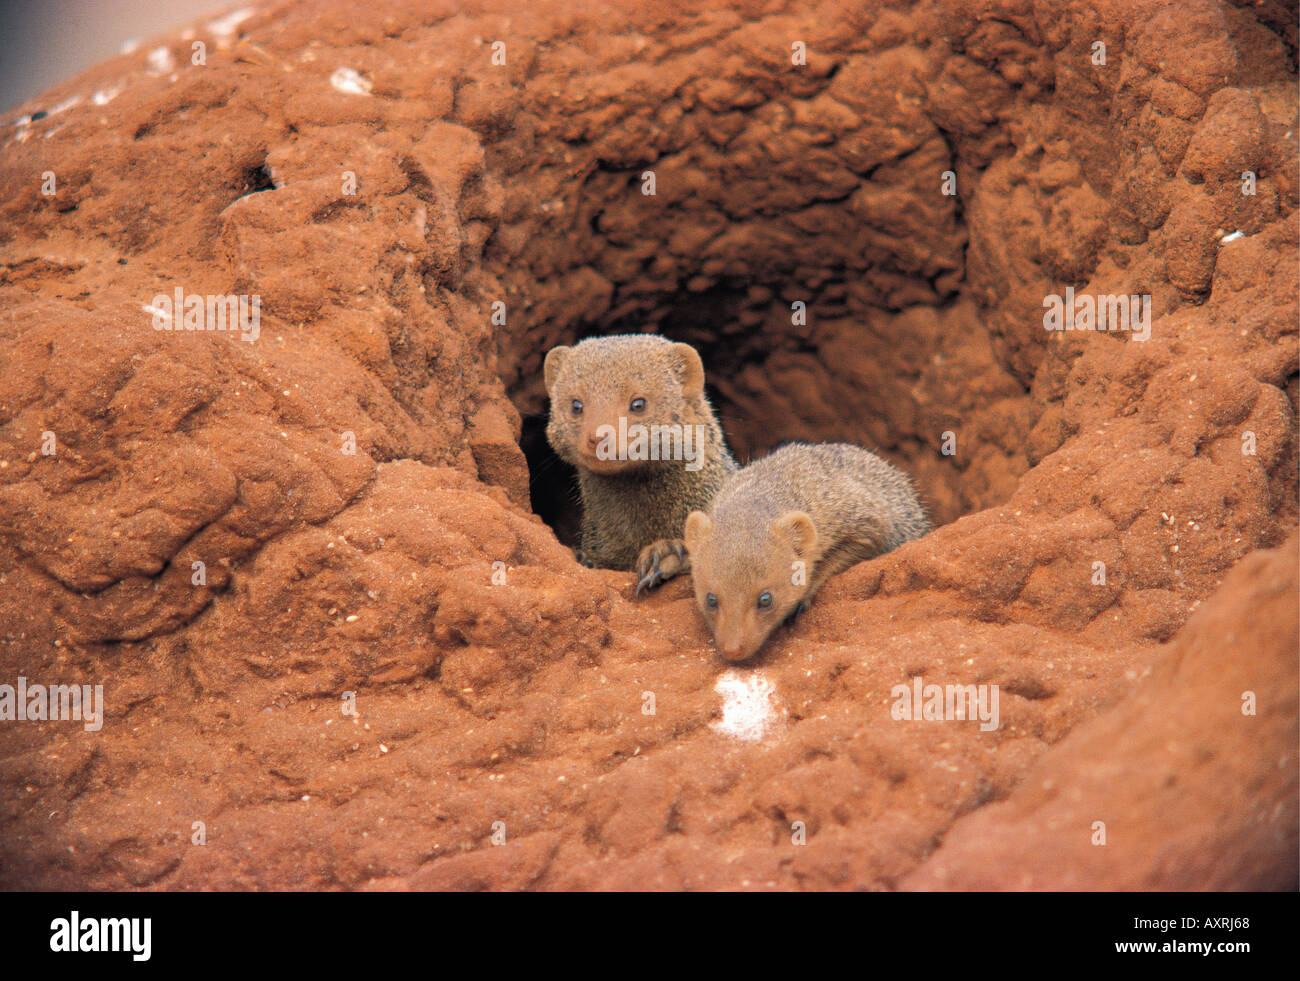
[711,670,781,743]
[147,46,175,73]
[208,7,256,44]
[330,67,372,96]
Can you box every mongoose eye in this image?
[706,593,718,609]
[629,397,647,413]
[757,591,773,609]
[570,399,583,416]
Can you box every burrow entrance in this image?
[494,64,1053,549]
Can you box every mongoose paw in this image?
[574,549,598,569]
[634,539,689,595]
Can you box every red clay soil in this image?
[0,0,1296,890]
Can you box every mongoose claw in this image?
[574,549,598,569]
[634,539,689,596]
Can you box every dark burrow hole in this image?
[521,413,581,548]
[237,162,277,199]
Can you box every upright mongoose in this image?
[684,442,929,661]
[545,334,737,591]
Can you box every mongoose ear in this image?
[543,346,570,393]
[772,511,818,557]
[684,510,713,550]
[670,343,706,400]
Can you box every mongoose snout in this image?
[685,442,929,661]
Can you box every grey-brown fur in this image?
[685,442,929,660]
[544,334,736,590]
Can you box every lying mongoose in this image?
[545,334,737,591]
[684,442,929,661]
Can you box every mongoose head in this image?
[544,335,707,476]
[684,509,817,662]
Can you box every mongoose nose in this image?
[721,645,745,661]
[585,432,602,450]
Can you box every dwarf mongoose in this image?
[685,442,929,661]
[544,334,736,591]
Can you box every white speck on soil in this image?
[711,670,781,742]
[208,8,256,44]
[49,96,81,116]
[330,67,372,96]
[147,46,175,73]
